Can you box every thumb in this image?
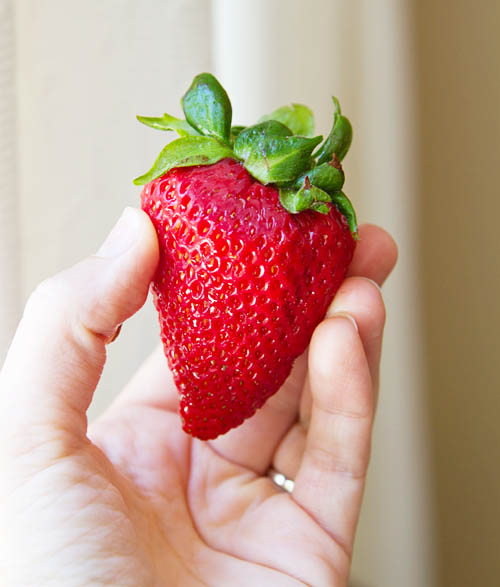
[0,207,159,449]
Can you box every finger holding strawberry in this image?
[0,216,396,586]
[210,223,397,474]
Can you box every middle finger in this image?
[273,276,386,480]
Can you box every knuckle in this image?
[308,443,370,481]
[25,274,70,315]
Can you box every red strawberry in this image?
[135,73,358,439]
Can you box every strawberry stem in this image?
[135,73,358,236]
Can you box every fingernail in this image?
[360,276,383,293]
[97,208,140,258]
[105,323,122,344]
[328,311,359,333]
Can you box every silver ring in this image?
[268,468,295,494]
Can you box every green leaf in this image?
[136,113,199,137]
[279,180,331,214]
[259,103,315,136]
[295,161,345,193]
[236,120,293,144]
[331,190,358,238]
[182,73,232,144]
[230,125,246,141]
[311,202,331,214]
[314,96,353,164]
[133,136,235,185]
[234,121,322,184]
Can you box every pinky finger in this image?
[292,314,374,555]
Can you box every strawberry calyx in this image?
[134,73,358,237]
[233,121,322,185]
[314,96,353,164]
[182,73,232,144]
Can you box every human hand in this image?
[0,207,397,586]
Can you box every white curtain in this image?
[2,1,436,585]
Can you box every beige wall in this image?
[415,1,500,584]
[0,0,21,362]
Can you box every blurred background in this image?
[1,0,499,585]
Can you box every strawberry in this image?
[135,73,358,440]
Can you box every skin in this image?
[0,208,397,586]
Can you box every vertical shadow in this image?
[414,1,500,585]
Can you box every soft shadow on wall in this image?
[415,1,500,585]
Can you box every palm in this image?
[81,359,348,586]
